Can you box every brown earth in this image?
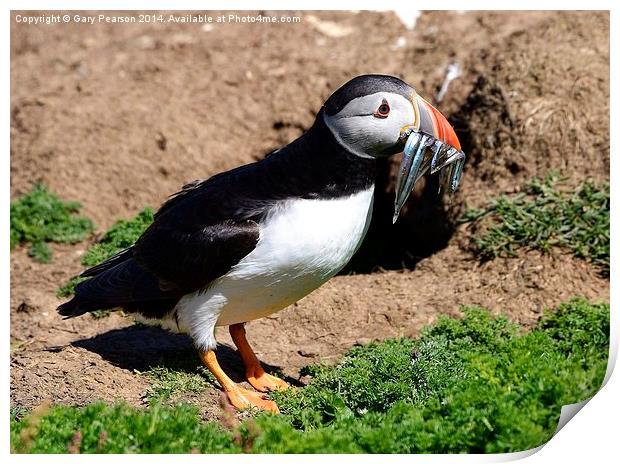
[10,11,609,418]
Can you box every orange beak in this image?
[416,95,461,151]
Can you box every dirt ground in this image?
[10,11,610,417]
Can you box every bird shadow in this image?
[71,324,300,387]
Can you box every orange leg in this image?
[199,349,279,413]
[229,323,290,393]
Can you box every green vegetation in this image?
[11,403,238,454]
[143,352,217,406]
[11,298,609,454]
[80,207,154,268]
[10,184,94,263]
[460,175,609,276]
[56,279,82,299]
[146,367,210,405]
[57,208,154,299]
[265,298,608,453]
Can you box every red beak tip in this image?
[420,98,461,151]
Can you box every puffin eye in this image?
[374,99,390,118]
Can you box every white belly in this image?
[167,187,374,350]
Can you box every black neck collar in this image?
[265,109,376,199]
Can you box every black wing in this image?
[133,219,259,294]
[130,167,267,295]
[58,218,259,319]
[57,171,262,319]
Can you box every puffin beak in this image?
[416,96,461,151]
[393,94,466,223]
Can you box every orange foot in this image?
[226,386,280,413]
[246,367,290,393]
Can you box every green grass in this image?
[460,174,609,276]
[265,298,608,453]
[80,207,154,268]
[56,208,155,302]
[146,367,210,405]
[10,184,95,263]
[142,351,217,406]
[11,403,239,454]
[11,298,609,454]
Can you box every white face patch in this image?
[323,92,415,158]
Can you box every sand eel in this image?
[58,74,464,413]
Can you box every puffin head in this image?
[321,74,465,221]
[322,74,460,159]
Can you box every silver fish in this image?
[393,131,466,223]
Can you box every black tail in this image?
[56,252,180,319]
[56,247,135,318]
[57,294,112,318]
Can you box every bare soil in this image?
[10,11,609,418]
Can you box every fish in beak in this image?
[393,94,465,223]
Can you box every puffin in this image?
[58,74,463,413]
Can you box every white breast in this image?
[170,186,375,350]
